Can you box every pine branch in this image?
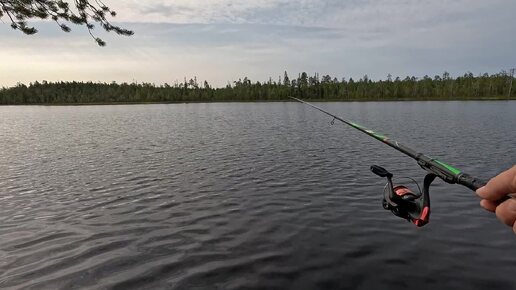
[0,0,133,46]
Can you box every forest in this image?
[0,71,514,104]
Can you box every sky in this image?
[1,0,516,87]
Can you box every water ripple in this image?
[0,102,515,289]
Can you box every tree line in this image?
[1,71,514,105]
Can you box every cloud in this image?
[112,0,515,48]
[1,1,515,87]
[115,0,506,28]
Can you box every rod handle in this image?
[457,173,486,191]
[458,173,513,202]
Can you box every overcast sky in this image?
[1,0,515,87]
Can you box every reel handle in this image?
[370,165,393,178]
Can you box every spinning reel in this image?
[371,165,436,227]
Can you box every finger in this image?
[476,165,516,201]
[480,199,498,212]
[495,198,516,227]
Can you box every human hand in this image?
[476,166,516,234]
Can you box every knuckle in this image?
[497,199,516,227]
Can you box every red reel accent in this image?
[393,185,414,197]
[413,206,430,227]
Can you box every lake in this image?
[0,101,515,290]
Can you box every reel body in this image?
[371,165,435,227]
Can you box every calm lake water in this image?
[0,101,515,290]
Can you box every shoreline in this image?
[1,97,514,106]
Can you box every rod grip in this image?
[457,173,486,191]
[458,173,514,202]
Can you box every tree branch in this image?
[0,0,132,45]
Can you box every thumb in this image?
[477,166,516,201]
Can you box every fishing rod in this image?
[290,96,494,227]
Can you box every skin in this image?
[476,165,516,235]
